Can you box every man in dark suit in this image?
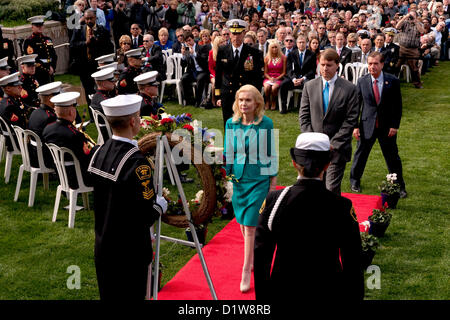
[255,132,364,301]
[351,38,374,64]
[0,26,15,71]
[130,24,143,49]
[350,52,407,198]
[70,9,114,106]
[333,32,352,68]
[215,19,264,127]
[299,49,359,195]
[279,35,316,114]
[141,34,166,82]
[180,32,211,108]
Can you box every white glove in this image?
[156,195,168,214]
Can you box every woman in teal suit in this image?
[224,84,278,293]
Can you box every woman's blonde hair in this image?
[232,85,265,124]
[199,29,211,40]
[264,39,283,62]
[212,36,224,61]
[119,34,131,46]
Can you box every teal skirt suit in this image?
[224,115,278,227]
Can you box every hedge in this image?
[0,0,59,22]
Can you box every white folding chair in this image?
[159,53,184,105]
[12,127,55,207]
[89,106,112,145]
[0,134,5,162]
[277,88,303,112]
[46,143,93,228]
[0,116,21,184]
[338,62,344,76]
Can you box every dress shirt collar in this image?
[322,73,338,87]
[232,43,244,55]
[112,135,139,148]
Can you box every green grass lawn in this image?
[0,64,449,300]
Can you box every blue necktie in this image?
[299,51,303,67]
[323,81,329,114]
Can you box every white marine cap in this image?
[133,70,159,86]
[36,81,62,96]
[98,62,118,71]
[27,15,46,25]
[50,92,80,107]
[125,48,143,58]
[0,72,22,87]
[101,94,143,117]
[91,67,116,81]
[95,53,115,64]
[0,57,10,69]
[17,54,38,65]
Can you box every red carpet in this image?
[157,192,382,300]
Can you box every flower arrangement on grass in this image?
[379,173,401,195]
[369,207,392,225]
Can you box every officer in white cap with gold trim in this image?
[215,19,264,127]
[42,92,94,189]
[118,49,143,94]
[254,132,364,301]
[17,54,40,109]
[0,72,28,129]
[382,27,400,75]
[23,15,57,85]
[88,94,167,300]
[134,70,164,117]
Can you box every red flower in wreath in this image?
[183,124,194,132]
[151,114,159,120]
[161,118,174,125]
[186,113,192,118]
[220,168,227,178]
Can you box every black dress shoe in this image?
[399,189,408,198]
[350,184,361,193]
[280,109,287,114]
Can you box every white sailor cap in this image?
[0,57,10,69]
[383,27,397,36]
[50,92,80,107]
[226,19,248,33]
[95,53,115,64]
[134,71,159,86]
[27,16,46,25]
[125,48,143,58]
[290,133,330,167]
[17,54,38,65]
[36,81,62,96]
[0,72,22,87]
[91,67,116,81]
[98,62,118,71]
[100,95,143,117]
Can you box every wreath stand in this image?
[146,134,218,300]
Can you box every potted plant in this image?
[360,231,380,270]
[185,224,208,246]
[379,173,401,209]
[368,207,392,237]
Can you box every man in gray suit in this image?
[299,49,359,194]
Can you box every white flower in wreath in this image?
[224,181,233,202]
[162,187,170,197]
[195,190,204,203]
[160,112,172,119]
